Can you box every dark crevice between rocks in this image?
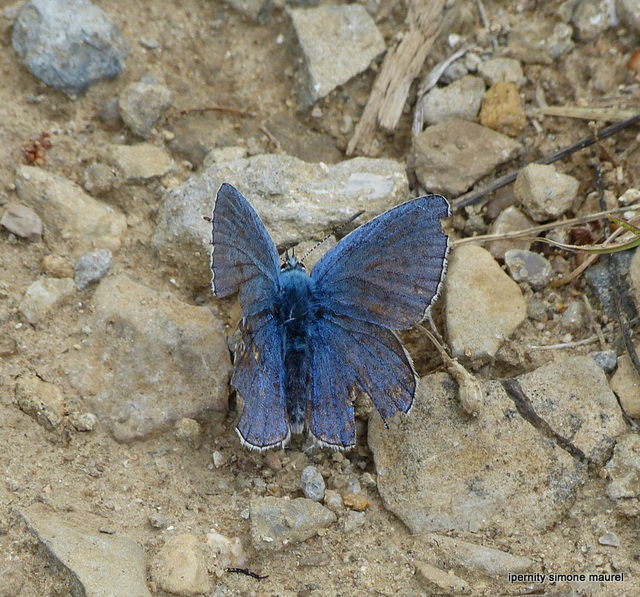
[501,378,590,465]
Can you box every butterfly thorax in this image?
[276,259,319,433]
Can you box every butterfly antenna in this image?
[300,209,365,263]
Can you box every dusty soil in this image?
[1,1,640,596]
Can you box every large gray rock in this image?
[369,373,586,535]
[63,275,232,441]
[413,120,521,197]
[154,153,409,288]
[289,4,385,107]
[15,166,127,258]
[18,504,151,597]
[513,357,626,466]
[444,244,527,367]
[12,0,128,95]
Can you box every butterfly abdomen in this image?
[277,264,319,434]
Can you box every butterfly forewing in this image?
[311,196,449,330]
[210,183,280,317]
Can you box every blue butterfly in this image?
[210,183,449,451]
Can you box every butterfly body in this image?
[210,183,449,451]
[276,259,318,434]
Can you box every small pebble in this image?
[173,418,202,449]
[212,451,227,469]
[560,300,585,330]
[118,81,174,139]
[342,493,370,511]
[0,202,42,241]
[69,412,97,431]
[323,489,343,512]
[148,512,166,529]
[479,82,527,137]
[41,254,74,279]
[300,465,325,502]
[504,249,553,290]
[590,350,617,374]
[598,532,620,547]
[263,450,282,471]
[74,249,113,291]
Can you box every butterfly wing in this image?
[308,196,449,440]
[209,183,287,449]
[311,196,449,330]
[232,312,289,450]
[210,183,280,317]
[307,313,418,448]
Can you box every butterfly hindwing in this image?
[306,312,417,448]
[311,196,449,330]
[232,312,289,450]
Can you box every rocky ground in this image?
[2,0,640,596]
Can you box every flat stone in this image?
[477,57,524,87]
[150,534,210,596]
[514,163,579,221]
[419,75,485,126]
[508,18,574,64]
[444,245,527,367]
[414,561,472,594]
[250,496,336,550]
[15,375,65,431]
[369,373,586,534]
[107,143,175,183]
[425,534,536,578]
[487,205,535,260]
[289,4,385,107]
[515,356,626,465]
[479,82,527,137]
[118,82,174,139]
[12,0,128,95]
[74,248,113,290]
[19,277,75,325]
[18,504,151,597]
[0,202,42,241]
[63,275,231,441]
[15,165,127,257]
[413,119,521,196]
[154,153,409,288]
[504,249,553,290]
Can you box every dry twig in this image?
[347,0,445,156]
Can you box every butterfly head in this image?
[281,251,306,273]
